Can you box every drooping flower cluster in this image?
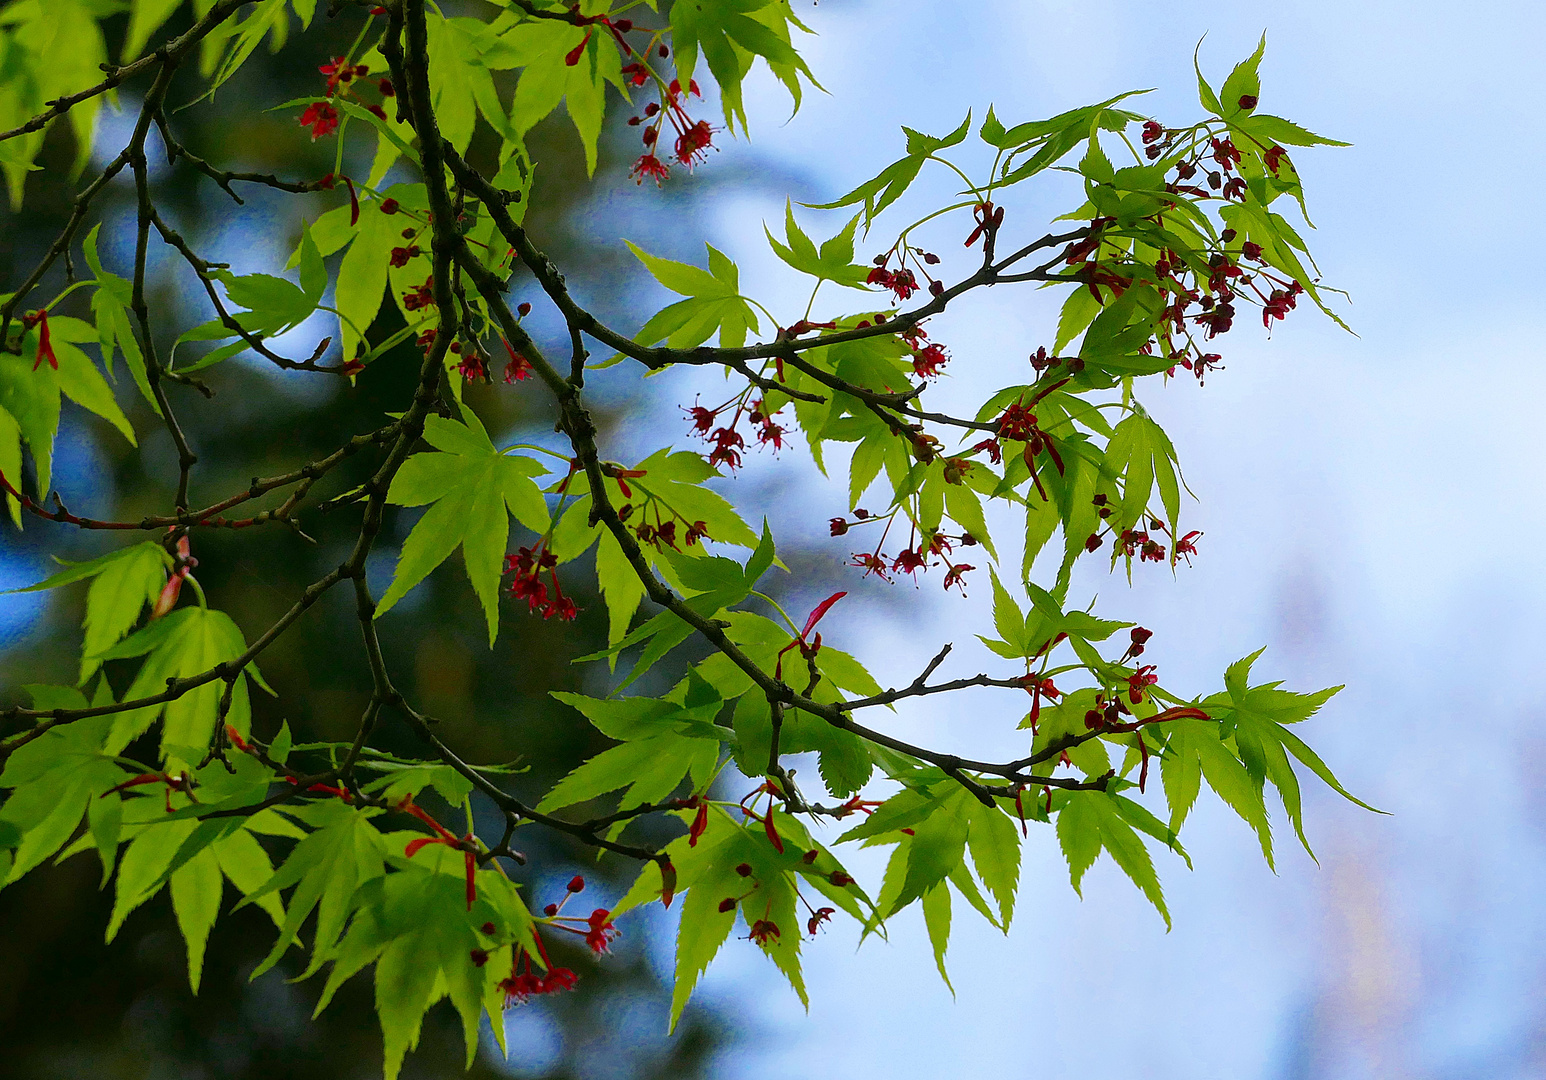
[298,54,395,139]
[627,67,717,184]
[900,323,949,379]
[683,394,786,470]
[504,544,577,620]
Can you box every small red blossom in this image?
[850,551,892,581]
[456,352,487,382]
[1210,137,1242,172]
[912,342,948,378]
[747,919,781,945]
[996,401,1037,441]
[584,908,619,954]
[1127,664,1158,704]
[1175,529,1202,564]
[298,101,338,140]
[887,267,919,300]
[502,338,533,382]
[942,563,974,593]
[630,153,670,186]
[806,907,835,936]
[971,438,1003,465]
[674,120,715,169]
[402,278,435,311]
[892,546,927,578]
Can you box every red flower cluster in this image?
[502,337,533,382]
[320,56,369,94]
[505,544,576,620]
[905,324,949,378]
[995,400,1038,441]
[499,948,577,1006]
[299,54,393,138]
[1118,528,1167,563]
[866,256,920,301]
[298,101,338,141]
[1126,664,1158,704]
[628,74,714,184]
[402,277,434,311]
[684,394,785,470]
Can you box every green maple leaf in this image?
[627,242,760,351]
[765,201,869,289]
[376,412,549,646]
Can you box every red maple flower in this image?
[1175,529,1202,565]
[747,919,781,945]
[912,342,948,378]
[942,563,974,592]
[850,552,892,581]
[584,908,619,954]
[502,338,533,382]
[1127,664,1159,704]
[298,101,338,140]
[971,438,1003,465]
[892,546,927,578]
[996,401,1037,441]
[402,278,435,311]
[888,267,919,300]
[630,153,670,185]
[1210,137,1242,172]
[674,120,715,168]
[806,907,835,936]
[456,352,487,382]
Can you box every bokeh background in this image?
[3,1,1544,1078]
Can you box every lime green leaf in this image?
[377,414,548,646]
[169,844,224,992]
[967,798,1021,927]
[670,0,817,133]
[243,801,385,979]
[921,883,953,991]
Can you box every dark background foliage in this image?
[0,6,735,1077]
